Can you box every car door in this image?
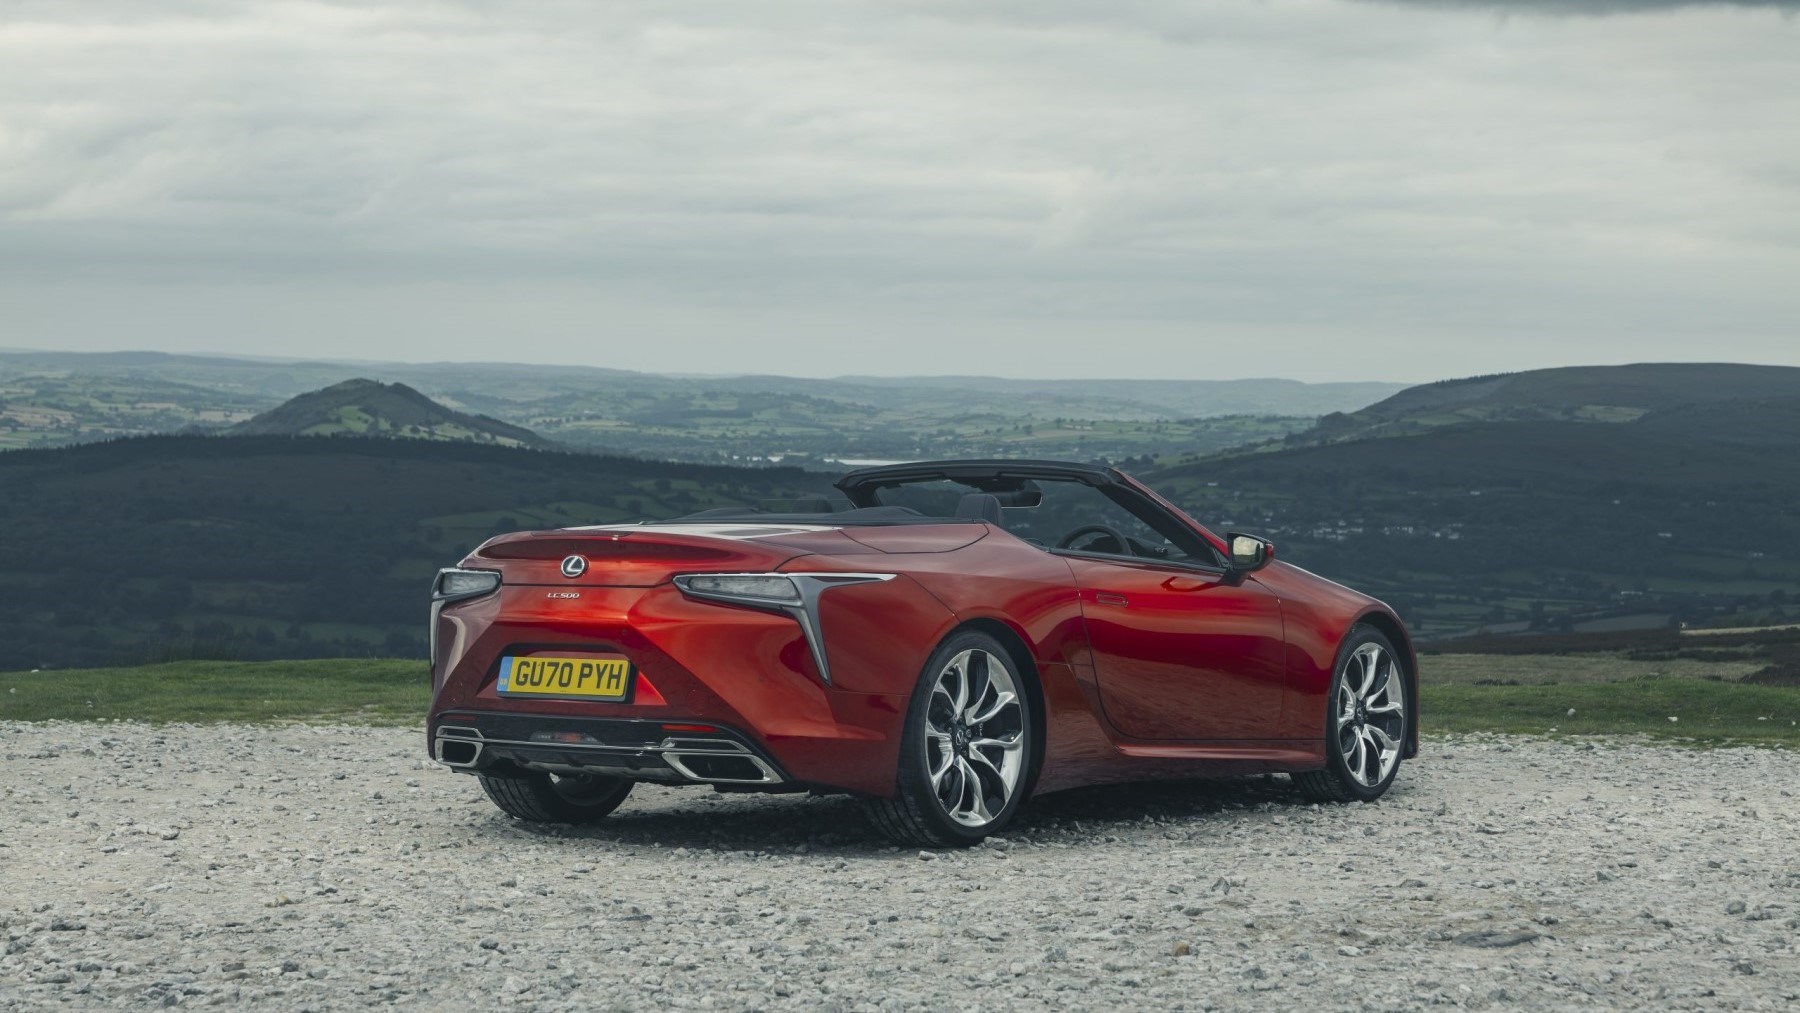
[1064,555,1288,741]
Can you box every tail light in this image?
[430,568,501,672]
[671,572,894,686]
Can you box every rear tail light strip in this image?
[670,572,895,686]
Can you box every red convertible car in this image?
[428,460,1416,846]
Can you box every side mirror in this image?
[1226,532,1274,573]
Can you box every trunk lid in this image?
[468,527,806,587]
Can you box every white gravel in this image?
[2,723,1797,1011]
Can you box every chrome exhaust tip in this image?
[658,738,782,784]
[434,726,486,768]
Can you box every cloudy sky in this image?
[2,0,1796,381]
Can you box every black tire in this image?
[1295,625,1409,804]
[478,769,633,824]
[863,630,1037,848]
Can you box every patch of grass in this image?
[1426,678,1800,745]
[1423,652,1764,686]
[0,659,427,724]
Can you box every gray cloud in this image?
[2,0,1798,380]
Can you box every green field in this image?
[1422,652,1766,685]
[4,658,1796,746]
[1425,679,1800,744]
[0,659,427,724]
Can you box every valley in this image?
[2,358,1798,666]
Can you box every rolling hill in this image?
[1151,389,1800,638]
[0,350,1398,461]
[230,378,552,448]
[5,360,1798,663]
[0,436,830,670]
[1287,362,1800,448]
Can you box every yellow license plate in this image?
[498,655,633,700]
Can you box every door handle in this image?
[1094,593,1129,607]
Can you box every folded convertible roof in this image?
[834,459,1122,506]
[661,505,974,527]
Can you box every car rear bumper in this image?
[431,711,790,786]
[427,584,914,796]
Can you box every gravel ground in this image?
[2,723,1797,1011]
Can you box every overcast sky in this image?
[2,0,1796,381]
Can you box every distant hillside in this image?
[0,436,830,670]
[827,375,1407,417]
[1152,393,1800,638]
[1,350,1390,460]
[230,379,552,448]
[1288,363,1800,448]
[4,386,1798,667]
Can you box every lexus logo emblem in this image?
[559,555,588,579]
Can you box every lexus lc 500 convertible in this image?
[427,460,1417,846]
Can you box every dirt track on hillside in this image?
[2,724,1797,1010]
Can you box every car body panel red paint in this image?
[431,582,913,795]
[427,463,1417,800]
[1063,557,1288,740]
[840,526,988,553]
[1250,561,1420,753]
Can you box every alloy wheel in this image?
[924,648,1026,826]
[1336,642,1406,788]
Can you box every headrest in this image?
[954,493,1003,526]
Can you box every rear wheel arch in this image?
[863,623,1042,846]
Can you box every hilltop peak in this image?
[232,378,551,448]
[1280,362,1800,449]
